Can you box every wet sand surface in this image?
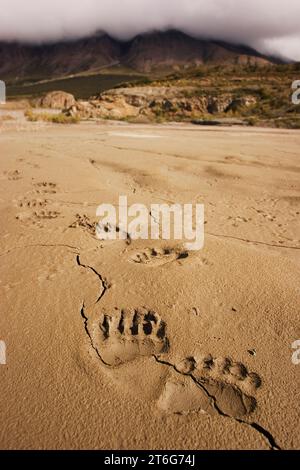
[0,122,299,449]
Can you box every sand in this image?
[0,121,299,450]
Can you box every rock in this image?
[37,91,76,110]
[162,99,175,112]
[207,96,233,114]
[226,96,257,112]
[60,85,258,123]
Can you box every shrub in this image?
[25,109,79,124]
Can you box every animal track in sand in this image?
[130,247,189,266]
[252,208,277,222]
[16,197,48,209]
[3,170,22,181]
[91,308,169,366]
[97,222,131,244]
[228,215,251,227]
[32,210,60,220]
[34,182,57,194]
[158,355,261,419]
[69,214,96,235]
[16,209,60,225]
[69,214,130,242]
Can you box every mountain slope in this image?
[123,31,273,72]
[0,30,279,83]
[0,35,121,81]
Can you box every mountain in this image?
[0,35,121,82]
[123,31,275,72]
[0,30,280,83]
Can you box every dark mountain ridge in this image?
[0,30,284,83]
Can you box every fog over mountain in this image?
[1,0,300,60]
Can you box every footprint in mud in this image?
[90,308,169,367]
[130,247,189,266]
[228,215,251,227]
[70,214,130,243]
[3,170,22,181]
[34,182,57,194]
[33,210,60,221]
[97,222,131,244]
[69,214,97,236]
[16,197,48,209]
[158,355,262,419]
[16,209,60,225]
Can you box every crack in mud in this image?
[76,254,111,366]
[0,243,80,258]
[153,355,281,451]
[75,255,281,450]
[76,254,108,303]
[207,232,300,250]
[146,218,298,252]
[80,303,111,367]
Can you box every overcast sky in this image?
[1,0,300,60]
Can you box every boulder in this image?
[37,91,76,110]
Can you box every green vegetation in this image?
[11,63,300,128]
[116,63,300,128]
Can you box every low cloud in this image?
[1,0,300,60]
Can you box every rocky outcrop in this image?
[226,96,257,112]
[35,91,77,109]
[66,97,141,120]
[63,86,257,121]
